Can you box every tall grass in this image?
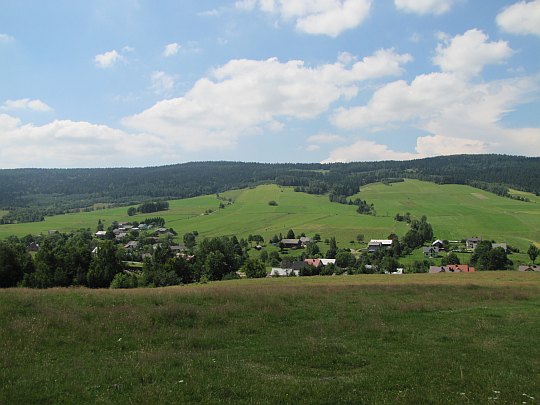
[1,272,539,404]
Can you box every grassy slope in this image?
[0,180,538,250]
[1,273,539,404]
[358,180,540,250]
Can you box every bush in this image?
[242,258,267,278]
[268,200,278,206]
[110,272,139,289]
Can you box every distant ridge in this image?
[0,155,538,214]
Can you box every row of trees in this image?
[127,201,169,216]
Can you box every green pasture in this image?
[358,180,540,250]
[1,272,538,404]
[1,180,539,251]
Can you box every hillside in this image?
[0,155,539,220]
[1,180,538,251]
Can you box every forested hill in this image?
[0,155,538,213]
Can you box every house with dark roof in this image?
[423,246,439,258]
[280,239,302,249]
[270,261,306,277]
[466,237,482,250]
[432,240,444,249]
[124,241,139,250]
[368,239,393,253]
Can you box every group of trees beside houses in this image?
[0,230,267,289]
[1,213,537,288]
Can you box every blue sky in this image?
[0,0,539,168]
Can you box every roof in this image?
[281,261,307,270]
[95,231,107,236]
[429,264,475,273]
[518,265,540,272]
[467,237,482,242]
[423,246,439,253]
[304,258,322,267]
[492,243,507,250]
[124,241,138,248]
[270,268,299,277]
[368,239,393,245]
[280,239,301,245]
[299,237,311,243]
[432,240,444,246]
[320,259,336,266]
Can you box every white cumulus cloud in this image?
[2,99,53,112]
[0,114,167,168]
[433,29,513,77]
[496,0,540,36]
[395,0,455,15]
[327,28,540,161]
[236,0,372,37]
[163,42,181,57]
[322,140,419,162]
[94,50,123,68]
[123,51,411,151]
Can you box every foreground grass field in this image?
[1,180,539,252]
[1,272,539,404]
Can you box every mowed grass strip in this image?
[1,272,539,404]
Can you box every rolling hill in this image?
[1,180,538,252]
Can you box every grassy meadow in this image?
[1,272,539,404]
[1,179,539,253]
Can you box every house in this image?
[280,239,302,249]
[320,259,336,266]
[423,246,439,258]
[299,236,311,246]
[270,260,306,276]
[466,237,482,250]
[95,231,107,238]
[492,243,508,252]
[26,242,40,252]
[368,239,393,253]
[270,268,299,277]
[304,258,322,268]
[432,240,444,249]
[170,245,186,253]
[115,232,128,241]
[429,264,475,273]
[124,241,138,250]
[518,265,540,272]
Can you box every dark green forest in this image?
[0,155,538,223]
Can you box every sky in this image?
[0,0,539,168]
